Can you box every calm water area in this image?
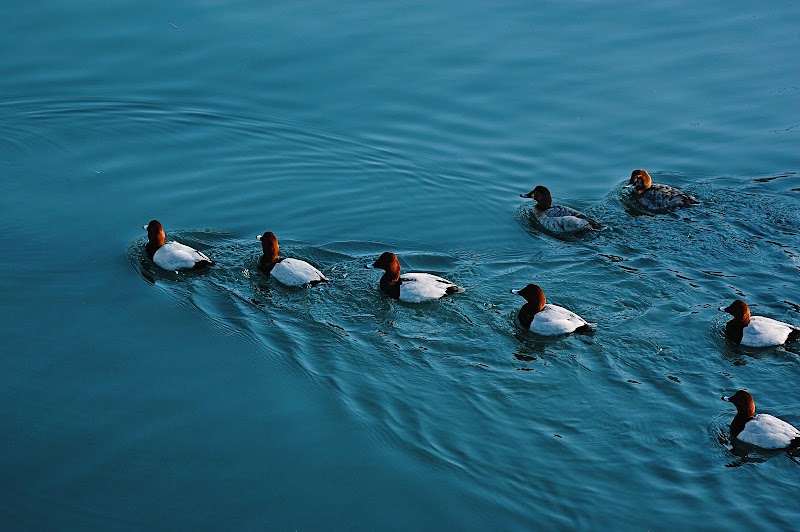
[1,1,799,529]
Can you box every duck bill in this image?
[722,396,730,401]
[256,235,262,241]
[718,306,728,312]
[510,289,520,295]
[520,193,532,198]
[142,224,148,231]
[365,263,374,269]
[623,183,634,189]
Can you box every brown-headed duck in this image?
[719,299,799,347]
[143,220,213,271]
[366,252,464,302]
[722,390,800,449]
[510,283,593,335]
[257,231,328,287]
[624,169,698,212]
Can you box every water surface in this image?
[1,1,799,529]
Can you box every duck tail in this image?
[788,438,800,464]
[575,322,597,335]
[787,328,800,344]
[191,259,214,270]
[446,284,465,295]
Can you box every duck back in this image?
[270,258,327,287]
[532,205,599,233]
[636,184,697,212]
[153,241,212,271]
[528,304,589,336]
[737,413,800,449]
[741,316,797,347]
[396,272,464,303]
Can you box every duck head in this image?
[624,169,652,193]
[257,231,280,263]
[520,185,552,209]
[719,299,751,326]
[510,283,546,312]
[367,252,400,273]
[722,389,756,419]
[143,220,166,247]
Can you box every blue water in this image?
[2,1,799,529]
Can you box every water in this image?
[2,0,799,529]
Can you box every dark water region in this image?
[2,0,799,529]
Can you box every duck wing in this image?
[529,304,589,335]
[154,241,213,271]
[738,414,800,449]
[642,184,698,211]
[742,316,796,347]
[272,258,328,286]
[535,205,602,232]
[398,272,464,303]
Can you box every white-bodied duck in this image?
[723,390,800,450]
[144,220,213,272]
[257,231,328,287]
[366,252,464,303]
[511,283,593,335]
[719,299,799,347]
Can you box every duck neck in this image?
[145,241,161,259]
[518,303,541,329]
[259,253,279,273]
[379,275,401,299]
[724,320,744,343]
[145,229,166,259]
[377,264,401,298]
[380,263,400,285]
[737,311,751,327]
[262,248,280,264]
[730,398,755,439]
[730,411,754,440]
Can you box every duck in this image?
[722,390,800,450]
[510,283,593,335]
[143,220,213,271]
[520,186,603,234]
[624,169,698,212]
[366,252,464,302]
[257,231,328,287]
[719,299,799,347]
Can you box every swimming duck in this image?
[510,283,592,335]
[719,299,799,347]
[257,231,328,287]
[624,169,698,212]
[520,186,603,234]
[723,390,800,449]
[143,220,213,272]
[366,252,464,302]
